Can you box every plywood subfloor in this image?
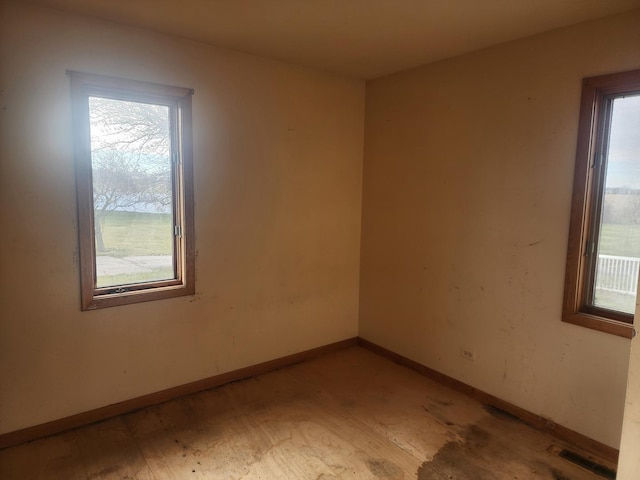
[0,346,612,479]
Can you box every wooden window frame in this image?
[70,72,195,310]
[562,69,640,338]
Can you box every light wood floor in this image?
[0,347,612,479]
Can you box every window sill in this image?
[82,283,194,310]
[562,312,635,339]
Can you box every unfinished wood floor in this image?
[0,347,612,479]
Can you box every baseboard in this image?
[357,337,619,465]
[0,337,358,450]
[1,335,620,465]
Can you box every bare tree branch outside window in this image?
[88,97,172,253]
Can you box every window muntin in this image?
[70,72,195,310]
[563,69,640,338]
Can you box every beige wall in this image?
[618,329,640,477]
[0,1,364,434]
[617,286,640,477]
[361,10,640,448]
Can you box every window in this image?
[70,72,195,310]
[563,69,640,338]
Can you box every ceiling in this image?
[27,0,640,79]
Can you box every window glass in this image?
[88,97,175,288]
[592,95,640,314]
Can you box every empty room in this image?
[1,0,640,478]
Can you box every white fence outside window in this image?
[596,254,640,295]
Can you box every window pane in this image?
[88,97,175,288]
[593,95,640,314]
